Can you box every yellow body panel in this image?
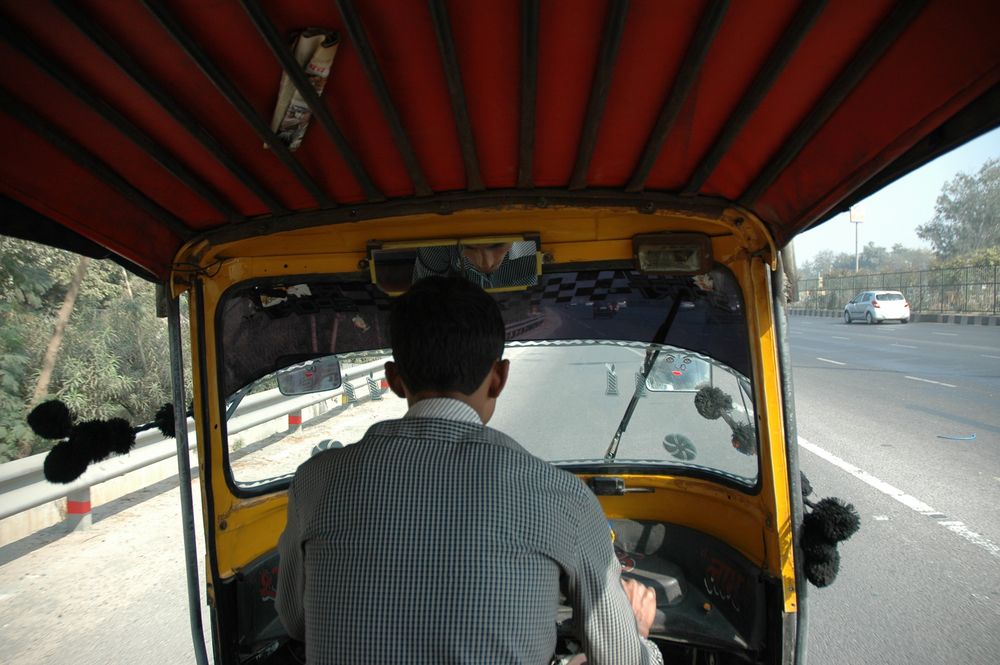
[177,205,795,614]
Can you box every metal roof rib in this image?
[140,0,335,209]
[517,0,540,189]
[738,0,929,208]
[0,16,242,223]
[0,91,192,240]
[333,0,431,197]
[625,0,731,193]
[428,0,485,193]
[52,0,288,216]
[683,0,828,195]
[568,0,631,191]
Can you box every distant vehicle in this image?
[844,290,910,324]
[592,301,619,319]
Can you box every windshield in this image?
[496,342,756,480]
[218,268,759,492]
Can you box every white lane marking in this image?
[799,437,1000,560]
[816,357,846,366]
[831,336,850,340]
[891,343,918,349]
[933,332,958,337]
[982,354,1000,360]
[904,375,957,388]
[938,522,1000,557]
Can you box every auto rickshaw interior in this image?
[189,217,794,665]
[3,0,998,663]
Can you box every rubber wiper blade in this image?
[604,292,684,461]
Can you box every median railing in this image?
[0,360,387,542]
[797,264,1000,314]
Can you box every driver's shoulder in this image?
[481,427,595,492]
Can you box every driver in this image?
[276,275,662,664]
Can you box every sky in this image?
[793,126,1000,265]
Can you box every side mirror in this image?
[276,355,343,395]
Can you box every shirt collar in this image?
[404,397,482,424]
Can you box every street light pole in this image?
[849,206,864,273]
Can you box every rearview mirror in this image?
[370,236,540,295]
[645,352,711,392]
[276,355,343,395]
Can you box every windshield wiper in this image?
[604,292,684,461]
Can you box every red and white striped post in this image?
[288,409,303,432]
[65,486,92,531]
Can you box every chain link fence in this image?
[797,264,1000,314]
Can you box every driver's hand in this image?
[621,578,656,637]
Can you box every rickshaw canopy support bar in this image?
[166,288,210,665]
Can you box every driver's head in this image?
[388,276,505,396]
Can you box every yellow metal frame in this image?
[174,203,796,614]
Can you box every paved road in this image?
[787,317,1000,664]
[0,316,997,663]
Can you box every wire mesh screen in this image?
[796,265,999,314]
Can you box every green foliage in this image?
[0,349,37,460]
[917,158,1000,260]
[934,246,1000,269]
[798,243,934,279]
[886,244,937,272]
[0,238,190,462]
[0,237,61,309]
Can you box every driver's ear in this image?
[384,361,407,398]
[487,359,510,399]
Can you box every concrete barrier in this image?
[787,308,1000,325]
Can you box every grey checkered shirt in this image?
[277,398,662,664]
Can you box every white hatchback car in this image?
[844,290,910,324]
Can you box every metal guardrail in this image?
[0,360,388,524]
[505,314,546,338]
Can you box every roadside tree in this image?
[917,158,1000,260]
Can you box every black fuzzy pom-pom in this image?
[68,418,136,462]
[730,422,757,455]
[106,418,136,455]
[70,420,115,463]
[802,539,840,588]
[43,440,90,484]
[154,403,176,438]
[800,472,813,498]
[694,386,732,420]
[27,400,74,440]
[808,497,861,543]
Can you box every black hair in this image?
[389,276,505,395]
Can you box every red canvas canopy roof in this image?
[2,0,999,280]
